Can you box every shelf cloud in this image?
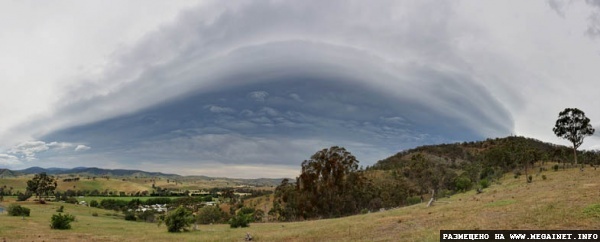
[1,0,599,177]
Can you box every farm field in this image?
[2,166,600,241]
[0,175,276,196]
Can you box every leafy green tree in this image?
[454,175,471,192]
[553,108,595,165]
[50,213,76,230]
[26,172,57,203]
[164,206,194,232]
[277,146,369,219]
[196,205,227,224]
[228,213,251,228]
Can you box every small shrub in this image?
[360,208,369,214]
[50,213,76,230]
[229,213,251,228]
[553,164,559,171]
[92,212,98,217]
[527,175,533,183]
[65,197,78,204]
[454,176,472,192]
[89,200,99,208]
[542,175,547,180]
[124,211,136,221]
[479,179,490,189]
[7,204,30,217]
[237,207,256,222]
[137,210,157,223]
[56,206,64,213]
[406,196,422,205]
[16,192,32,201]
[164,206,194,232]
[197,206,226,224]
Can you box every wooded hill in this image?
[372,136,586,171]
[365,136,598,208]
[269,136,600,221]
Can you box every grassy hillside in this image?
[1,163,599,241]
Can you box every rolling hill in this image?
[1,162,599,241]
[0,169,22,178]
[16,166,180,177]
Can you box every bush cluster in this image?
[196,205,228,224]
[50,213,76,230]
[7,204,30,217]
[229,214,251,228]
[164,206,194,232]
[16,192,32,201]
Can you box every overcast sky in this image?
[1,0,600,178]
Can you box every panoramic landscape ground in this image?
[1,163,599,241]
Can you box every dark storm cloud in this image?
[8,0,516,176]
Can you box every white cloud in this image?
[75,145,91,152]
[8,141,50,161]
[204,105,235,113]
[0,1,200,147]
[47,142,75,149]
[289,93,303,102]
[248,91,269,102]
[6,140,89,161]
[0,154,20,165]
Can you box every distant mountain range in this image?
[0,168,23,178]
[14,166,180,177]
[0,166,285,186]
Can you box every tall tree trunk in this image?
[573,145,578,166]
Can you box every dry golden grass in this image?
[1,165,600,241]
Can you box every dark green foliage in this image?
[527,175,533,183]
[273,146,372,220]
[164,206,194,232]
[50,213,76,230]
[197,205,227,224]
[229,213,251,228]
[454,176,472,192]
[479,179,490,189]
[553,108,595,165]
[406,196,422,205]
[137,210,158,223]
[16,191,32,201]
[89,200,99,208]
[56,206,64,213]
[553,164,559,171]
[253,209,264,222]
[26,172,58,202]
[99,199,129,211]
[144,197,172,206]
[65,197,78,204]
[7,204,30,216]
[238,207,255,216]
[124,211,136,221]
[542,175,547,180]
